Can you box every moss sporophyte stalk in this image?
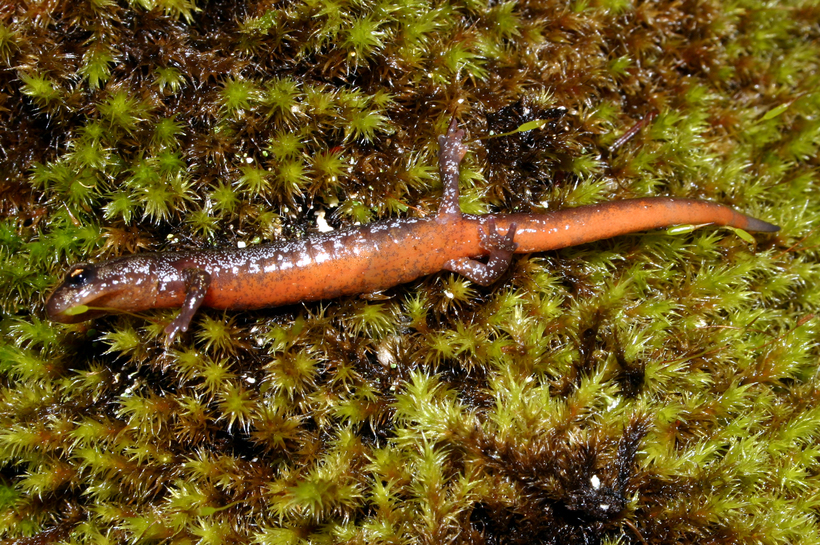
[2,0,819,544]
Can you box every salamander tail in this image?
[741,215,780,233]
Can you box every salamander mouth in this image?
[45,288,123,324]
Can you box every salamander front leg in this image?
[164,268,211,345]
[444,220,518,286]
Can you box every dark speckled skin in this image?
[46,121,779,341]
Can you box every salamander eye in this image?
[66,266,93,287]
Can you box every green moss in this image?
[79,43,116,90]
[1,0,819,543]
[220,78,261,116]
[19,72,63,109]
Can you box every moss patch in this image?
[1,0,819,543]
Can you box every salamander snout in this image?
[46,264,108,323]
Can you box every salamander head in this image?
[46,256,161,324]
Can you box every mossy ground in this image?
[1,0,819,543]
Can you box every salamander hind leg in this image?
[444,220,518,286]
[437,118,468,219]
[164,268,211,346]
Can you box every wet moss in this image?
[1,0,819,543]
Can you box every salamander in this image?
[46,120,779,343]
